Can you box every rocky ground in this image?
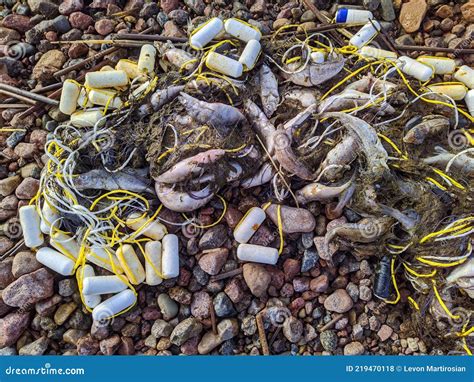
[0,0,473,356]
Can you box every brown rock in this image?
[32,50,66,82]
[1,15,32,33]
[310,274,329,293]
[0,27,20,44]
[399,0,428,33]
[323,289,353,313]
[100,334,121,355]
[161,0,180,13]
[344,341,365,355]
[77,335,100,355]
[68,43,89,58]
[224,278,246,303]
[0,258,14,289]
[15,177,40,199]
[198,248,228,275]
[190,291,211,319]
[435,5,453,19]
[2,268,54,308]
[59,0,84,15]
[69,12,94,30]
[266,204,316,234]
[243,263,271,298]
[12,251,42,278]
[0,175,22,197]
[0,311,30,347]
[461,0,474,23]
[95,19,116,35]
[377,324,393,341]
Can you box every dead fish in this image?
[243,99,277,154]
[324,216,393,245]
[296,175,354,204]
[241,162,275,189]
[317,135,358,182]
[283,104,318,132]
[138,85,184,116]
[446,257,474,284]
[318,89,395,114]
[283,88,320,108]
[179,92,246,134]
[323,112,389,180]
[403,115,450,145]
[74,168,154,193]
[273,128,314,180]
[154,149,226,183]
[259,64,279,118]
[282,58,345,87]
[345,73,397,94]
[423,148,474,176]
[326,182,356,218]
[378,204,418,232]
[155,183,214,212]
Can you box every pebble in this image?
[198,319,239,354]
[161,0,180,14]
[77,335,99,355]
[242,263,271,298]
[301,249,319,272]
[54,302,77,325]
[266,205,316,234]
[241,316,257,336]
[151,319,173,338]
[213,292,236,317]
[95,18,115,35]
[377,324,393,342]
[191,291,211,319]
[198,248,228,275]
[380,0,396,21]
[32,49,66,81]
[320,330,338,352]
[344,341,365,355]
[19,336,49,355]
[0,26,20,44]
[0,258,14,289]
[399,0,428,33]
[2,14,32,33]
[157,293,179,320]
[282,316,303,343]
[310,274,329,293]
[198,224,227,250]
[69,12,93,29]
[323,289,354,313]
[90,321,109,341]
[58,0,84,15]
[100,335,121,355]
[0,175,22,196]
[224,278,246,304]
[58,279,77,297]
[0,311,30,348]
[461,0,474,22]
[15,177,39,199]
[2,268,54,308]
[170,318,203,346]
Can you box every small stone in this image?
[310,274,329,293]
[282,316,303,343]
[169,286,192,305]
[58,278,77,297]
[266,205,315,234]
[63,329,87,346]
[12,251,42,278]
[320,330,338,352]
[243,263,271,298]
[0,311,30,348]
[100,335,121,355]
[0,175,22,196]
[198,224,227,250]
[59,0,83,15]
[359,285,372,301]
[435,4,453,18]
[0,237,14,257]
[323,289,353,313]
[301,249,319,272]
[0,27,20,45]
[15,177,40,199]
[2,15,32,33]
[224,278,246,304]
[344,341,365,355]
[273,18,290,30]
[170,318,203,346]
[77,335,99,355]
[407,337,419,352]
[161,0,180,13]
[32,50,66,82]
[380,0,396,21]
[399,0,428,33]
[377,324,393,341]
[95,18,116,35]
[313,236,338,261]
[151,319,173,338]
[197,331,221,354]
[163,20,185,38]
[54,302,77,325]
[224,206,243,228]
[283,258,300,281]
[2,268,54,308]
[241,315,257,336]
[0,258,14,289]
[90,320,109,341]
[461,0,474,22]
[19,336,49,355]
[213,292,236,317]
[157,293,178,320]
[69,12,93,30]
[191,291,211,319]
[184,0,205,15]
[198,248,228,275]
